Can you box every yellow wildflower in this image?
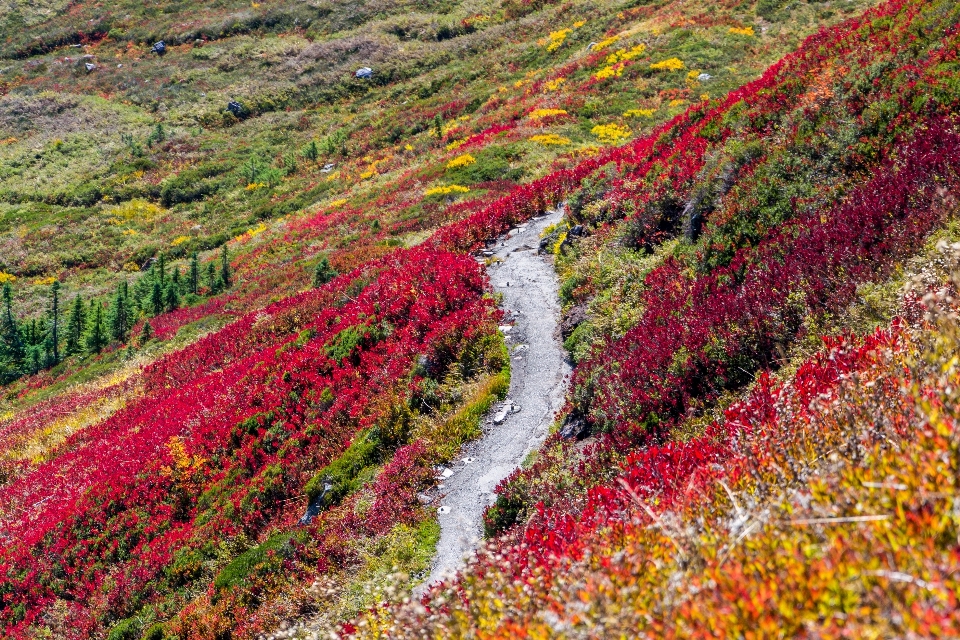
[425,185,471,197]
[329,199,348,209]
[545,77,566,91]
[529,108,568,119]
[591,35,621,52]
[171,235,191,246]
[591,123,631,144]
[0,272,15,284]
[447,154,477,169]
[729,26,755,36]
[650,57,685,71]
[624,108,656,118]
[529,134,571,146]
[545,28,572,52]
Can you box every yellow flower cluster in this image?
[669,98,687,107]
[108,198,162,221]
[246,182,267,190]
[446,153,477,169]
[235,222,267,243]
[545,77,566,91]
[545,28,572,52]
[328,199,348,209]
[650,57,685,71]
[529,134,572,146]
[595,65,624,80]
[171,235,191,246]
[591,34,621,52]
[624,108,656,118]
[529,108,568,119]
[0,272,16,284]
[445,139,465,151]
[33,276,56,286]
[591,123,632,144]
[729,25,755,36]
[606,43,646,65]
[425,185,471,196]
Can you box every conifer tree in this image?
[188,252,199,295]
[220,245,231,289]
[313,256,337,288]
[48,281,60,365]
[157,254,167,288]
[164,283,179,312]
[138,320,153,347]
[150,281,164,316]
[85,301,107,354]
[0,283,24,383]
[65,294,85,356]
[172,266,181,292]
[109,282,132,343]
[206,262,219,294]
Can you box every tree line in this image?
[0,246,231,385]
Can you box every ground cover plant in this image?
[4,0,959,637]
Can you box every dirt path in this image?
[418,208,572,591]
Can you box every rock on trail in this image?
[419,208,572,591]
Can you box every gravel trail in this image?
[419,208,572,591]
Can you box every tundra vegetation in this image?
[4,0,960,638]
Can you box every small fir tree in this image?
[313,257,338,288]
[220,245,231,289]
[85,302,107,354]
[65,294,85,356]
[188,253,199,295]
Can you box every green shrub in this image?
[106,617,140,640]
[303,430,382,503]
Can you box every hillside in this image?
[2,0,959,638]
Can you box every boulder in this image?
[151,41,166,56]
[558,415,590,440]
[560,303,588,339]
[355,67,373,79]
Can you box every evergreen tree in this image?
[0,283,24,383]
[172,266,181,291]
[108,282,132,343]
[48,281,60,365]
[138,320,153,347]
[313,256,337,288]
[85,301,107,354]
[220,245,231,289]
[206,262,219,294]
[157,254,167,288]
[164,283,179,313]
[65,294,85,356]
[188,252,200,295]
[150,281,164,316]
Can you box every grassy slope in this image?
[0,0,904,637]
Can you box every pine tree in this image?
[108,282,131,343]
[0,283,24,383]
[85,301,107,354]
[313,256,337,288]
[206,262,219,294]
[157,254,167,288]
[138,320,153,347]
[220,245,231,289]
[188,252,200,295]
[65,294,85,356]
[172,266,182,292]
[151,281,164,316]
[164,283,179,312]
[48,281,61,365]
